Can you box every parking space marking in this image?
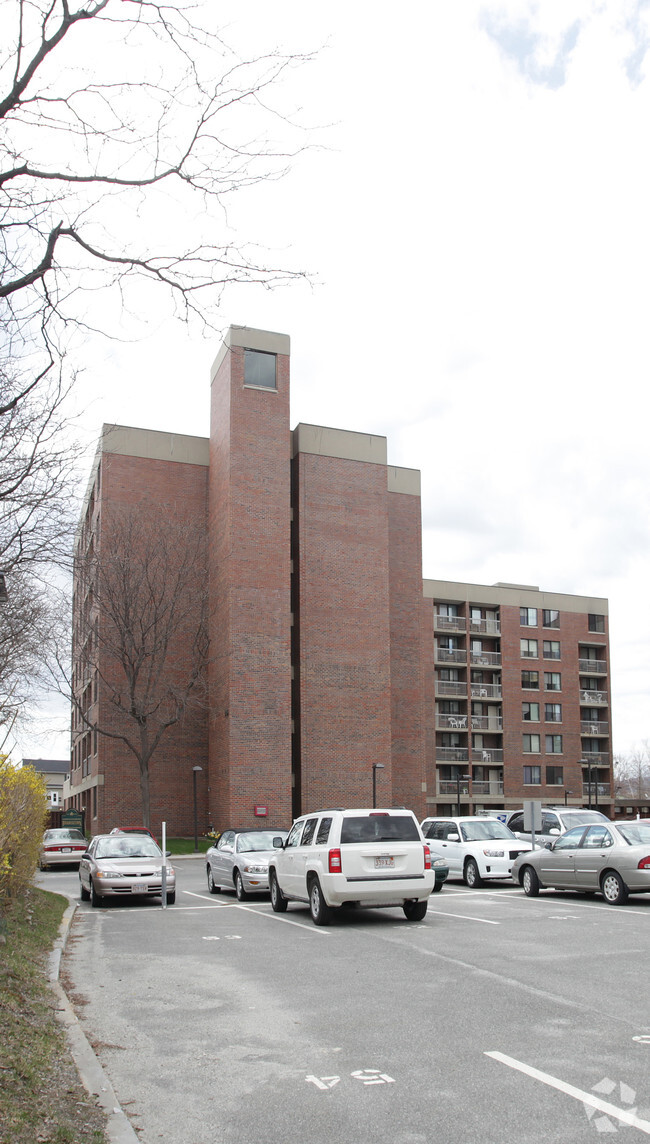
[427,909,499,925]
[486,1051,650,1134]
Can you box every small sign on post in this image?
[523,800,542,849]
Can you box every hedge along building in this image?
[66,326,612,836]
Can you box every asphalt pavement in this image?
[38,858,650,1144]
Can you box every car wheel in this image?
[90,880,102,908]
[309,877,333,926]
[270,871,288,912]
[207,867,221,895]
[79,879,90,902]
[431,881,443,892]
[522,865,540,896]
[234,871,248,901]
[601,870,628,905]
[464,858,482,888]
[166,891,176,905]
[403,899,428,921]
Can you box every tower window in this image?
[244,349,277,389]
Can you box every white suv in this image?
[268,808,436,925]
[420,816,533,887]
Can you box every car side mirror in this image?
[544,841,553,850]
[165,850,171,857]
[81,851,91,859]
[272,836,285,848]
[549,828,561,835]
[447,833,460,842]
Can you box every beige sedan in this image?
[79,833,176,907]
[512,820,650,905]
[39,828,88,869]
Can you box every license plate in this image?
[61,847,71,853]
[375,856,394,868]
[131,883,148,893]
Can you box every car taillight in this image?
[328,848,342,873]
[424,845,432,870]
[638,856,650,870]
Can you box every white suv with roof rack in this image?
[268,808,436,925]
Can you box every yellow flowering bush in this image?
[0,756,48,913]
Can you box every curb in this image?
[49,898,140,1144]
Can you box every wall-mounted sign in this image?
[254,806,268,817]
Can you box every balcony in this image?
[471,780,504,797]
[581,752,609,766]
[470,650,501,667]
[579,659,607,674]
[435,646,467,664]
[471,748,504,764]
[469,617,501,635]
[470,682,502,700]
[436,713,468,730]
[470,715,503,731]
[437,779,470,797]
[435,680,466,697]
[434,613,466,632]
[435,747,469,763]
[580,720,609,735]
[580,689,608,705]
[581,782,611,799]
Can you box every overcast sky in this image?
[14,0,650,763]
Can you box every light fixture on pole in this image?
[192,766,203,852]
[372,763,385,808]
[456,773,470,817]
[564,789,572,806]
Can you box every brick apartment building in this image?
[66,326,613,836]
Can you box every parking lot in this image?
[40,859,650,1144]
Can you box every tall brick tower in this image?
[208,327,293,827]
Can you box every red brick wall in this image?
[208,346,293,830]
[293,452,392,813]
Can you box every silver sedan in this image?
[79,833,176,907]
[206,828,288,899]
[512,820,650,905]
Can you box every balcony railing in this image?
[436,714,468,730]
[581,721,609,735]
[581,753,609,766]
[471,748,504,763]
[470,651,501,667]
[435,747,469,763]
[579,659,607,674]
[471,780,504,796]
[435,680,466,697]
[470,715,503,731]
[434,614,466,632]
[469,618,501,635]
[470,683,502,700]
[435,647,467,664]
[581,782,611,798]
[580,690,608,705]
[437,779,470,796]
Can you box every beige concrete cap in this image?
[211,325,291,381]
[100,424,209,466]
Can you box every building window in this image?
[545,734,563,753]
[438,667,460,681]
[523,734,540,753]
[543,609,560,628]
[521,671,539,689]
[520,638,538,658]
[544,672,561,691]
[244,349,277,389]
[545,703,562,722]
[524,765,541,784]
[439,603,459,617]
[522,702,540,721]
[588,614,605,633]
[520,607,537,626]
[543,640,561,659]
[546,766,564,785]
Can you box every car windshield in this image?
[460,821,516,842]
[236,831,287,852]
[617,823,650,845]
[340,816,420,843]
[94,838,162,859]
[44,829,85,842]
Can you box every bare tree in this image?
[68,508,209,826]
[614,744,650,801]
[0,566,53,745]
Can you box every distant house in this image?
[22,758,69,809]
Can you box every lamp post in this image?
[564,789,572,806]
[192,766,203,852]
[372,763,385,808]
[456,773,470,817]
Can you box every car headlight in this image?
[482,849,505,857]
[96,870,123,878]
[243,864,268,874]
[154,867,174,876]
[432,859,447,868]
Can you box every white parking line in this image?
[486,1051,650,1133]
[427,909,499,925]
[181,891,330,933]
